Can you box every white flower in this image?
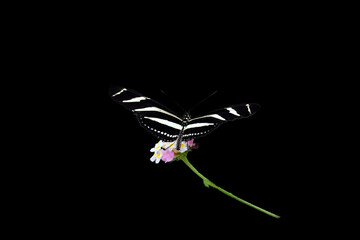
[150,140,163,164]
[162,141,176,151]
[150,150,163,164]
[150,140,163,153]
[177,141,188,153]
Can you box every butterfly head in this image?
[182,112,191,124]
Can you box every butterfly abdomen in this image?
[176,125,186,150]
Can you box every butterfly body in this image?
[110,87,260,150]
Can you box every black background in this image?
[67,56,318,235]
[12,3,345,238]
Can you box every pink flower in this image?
[187,139,198,149]
[161,150,175,163]
[149,139,199,164]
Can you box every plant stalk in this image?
[180,155,280,219]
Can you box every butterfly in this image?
[109,87,260,150]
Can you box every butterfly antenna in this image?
[160,89,187,113]
[188,90,218,113]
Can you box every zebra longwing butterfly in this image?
[109,87,260,149]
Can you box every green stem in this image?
[181,155,280,219]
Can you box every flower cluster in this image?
[150,139,198,164]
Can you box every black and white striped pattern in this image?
[110,87,260,149]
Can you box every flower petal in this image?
[179,142,188,153]
[161,150,175,162]
[155,151,163,164]
[163,141,176,151]
[150,152,157,162]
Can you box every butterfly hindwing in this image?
[136,115,181,141]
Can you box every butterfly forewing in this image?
[110,87,183,141]
[182,103,261,140]
[109,87,177,115]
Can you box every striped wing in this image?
[182,104,261,140]
[109,87,183,141]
